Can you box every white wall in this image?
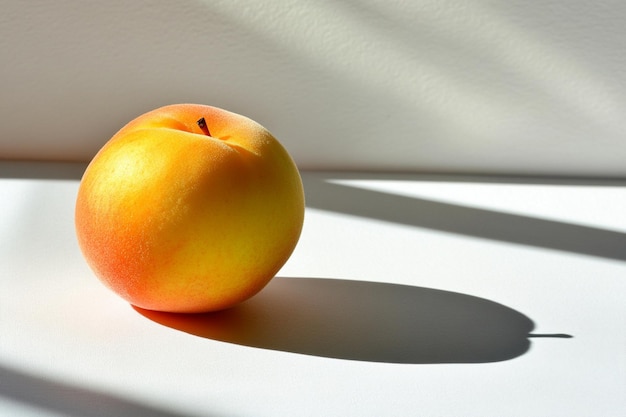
[2,1,626,176]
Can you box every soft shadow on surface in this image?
[303,174,626,262]
[0,364,199,417]
[136,277,535,364]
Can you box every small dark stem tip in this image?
[197,117,211,136]
[528,333,573,338]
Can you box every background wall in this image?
[2,0,626,176]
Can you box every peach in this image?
[75,104,305,313]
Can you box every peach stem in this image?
[196,117,211,136]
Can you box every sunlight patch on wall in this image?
[202,0,626,144]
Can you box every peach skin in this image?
[75,104,305,313]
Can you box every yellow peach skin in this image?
[75,104,305,313]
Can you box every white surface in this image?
[1,161,625,417]
[3,1,626,175]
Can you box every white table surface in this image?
[1,161,625,417]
